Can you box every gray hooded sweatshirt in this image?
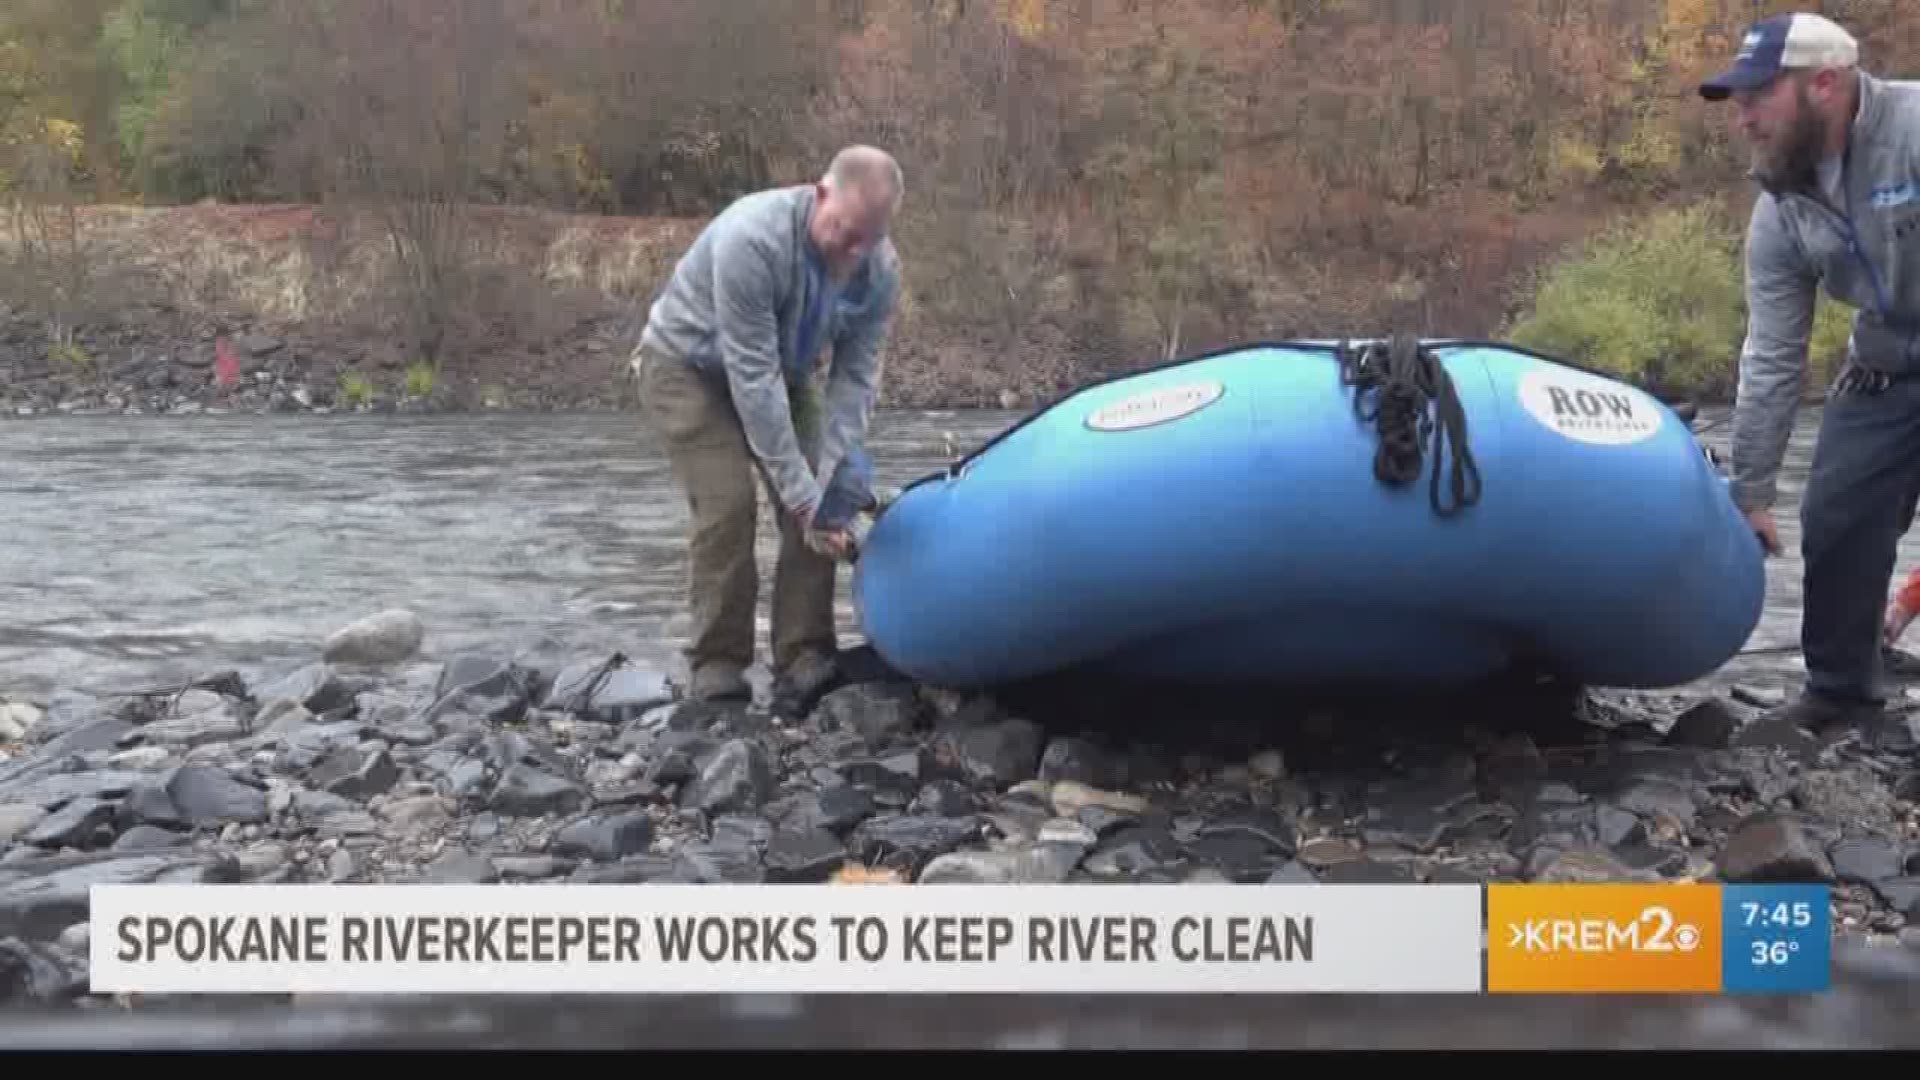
[1730,70,1920,512]
[637,184,900,518]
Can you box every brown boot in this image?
[687,660,752,702]
[1770,689,1885,733]
[770,649,841,720]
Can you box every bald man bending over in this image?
[633,146,904,707]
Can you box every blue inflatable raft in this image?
[850,337,1765,691]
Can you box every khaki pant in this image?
[635,342,838,678]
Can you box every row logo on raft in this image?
[1517,370,1663,446]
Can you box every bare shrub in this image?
[271,1,519,369]
[0,122,147,375]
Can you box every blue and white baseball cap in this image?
[1699,12,1858,100]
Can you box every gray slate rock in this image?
[0,806,49,846]
[551,811,655,862]
[680,740,774,815]
[256,663,359,716]
[310,747,400,800]
[763,827,846,882]
[0,936,86,1004]
[1719,812,1836,883]
[22,798,116,850]
[0,851,233,941]
[133,699,251,748]
[542,661,671,723]
[818,682,925,745]
[489,764,587,817]
[165,766,269,828]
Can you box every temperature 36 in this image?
[1722,883,1829,994]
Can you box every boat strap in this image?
[1336,334,1483,517]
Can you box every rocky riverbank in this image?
[0,313,643,418]
[4,607,1920,1035]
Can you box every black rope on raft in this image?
[1335,333,1483,517]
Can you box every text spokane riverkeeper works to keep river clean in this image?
[88,882,1485,994]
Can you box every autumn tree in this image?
[813,0,1080,386]
[508,0,834,215]
[0,0,126,374]
[270,1,522,367]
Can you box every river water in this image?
[0,408,1006,701]
[0,403,1883,703]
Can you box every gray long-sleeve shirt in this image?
[1729,71,1920,512]
[637,184,900,517]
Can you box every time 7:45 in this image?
[1742,901,1815,927]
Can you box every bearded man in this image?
[1700,12,1920,730]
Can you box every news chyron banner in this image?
[90,883,1486,994]
[87,881,1833,995]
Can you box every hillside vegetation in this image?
[3,0,1916,410]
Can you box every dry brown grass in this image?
[0,201,703,405]
[27,202,699,330]
[1,192,1652,411]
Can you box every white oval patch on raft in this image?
[1516,369,1663,446]
[1084,380,1225,432]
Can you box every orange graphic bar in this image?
[1486,883,1723,993]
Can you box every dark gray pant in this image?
[1800,372,1920,704]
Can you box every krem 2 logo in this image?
[1506,904,1701,954]
[1486,883,1722,993]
